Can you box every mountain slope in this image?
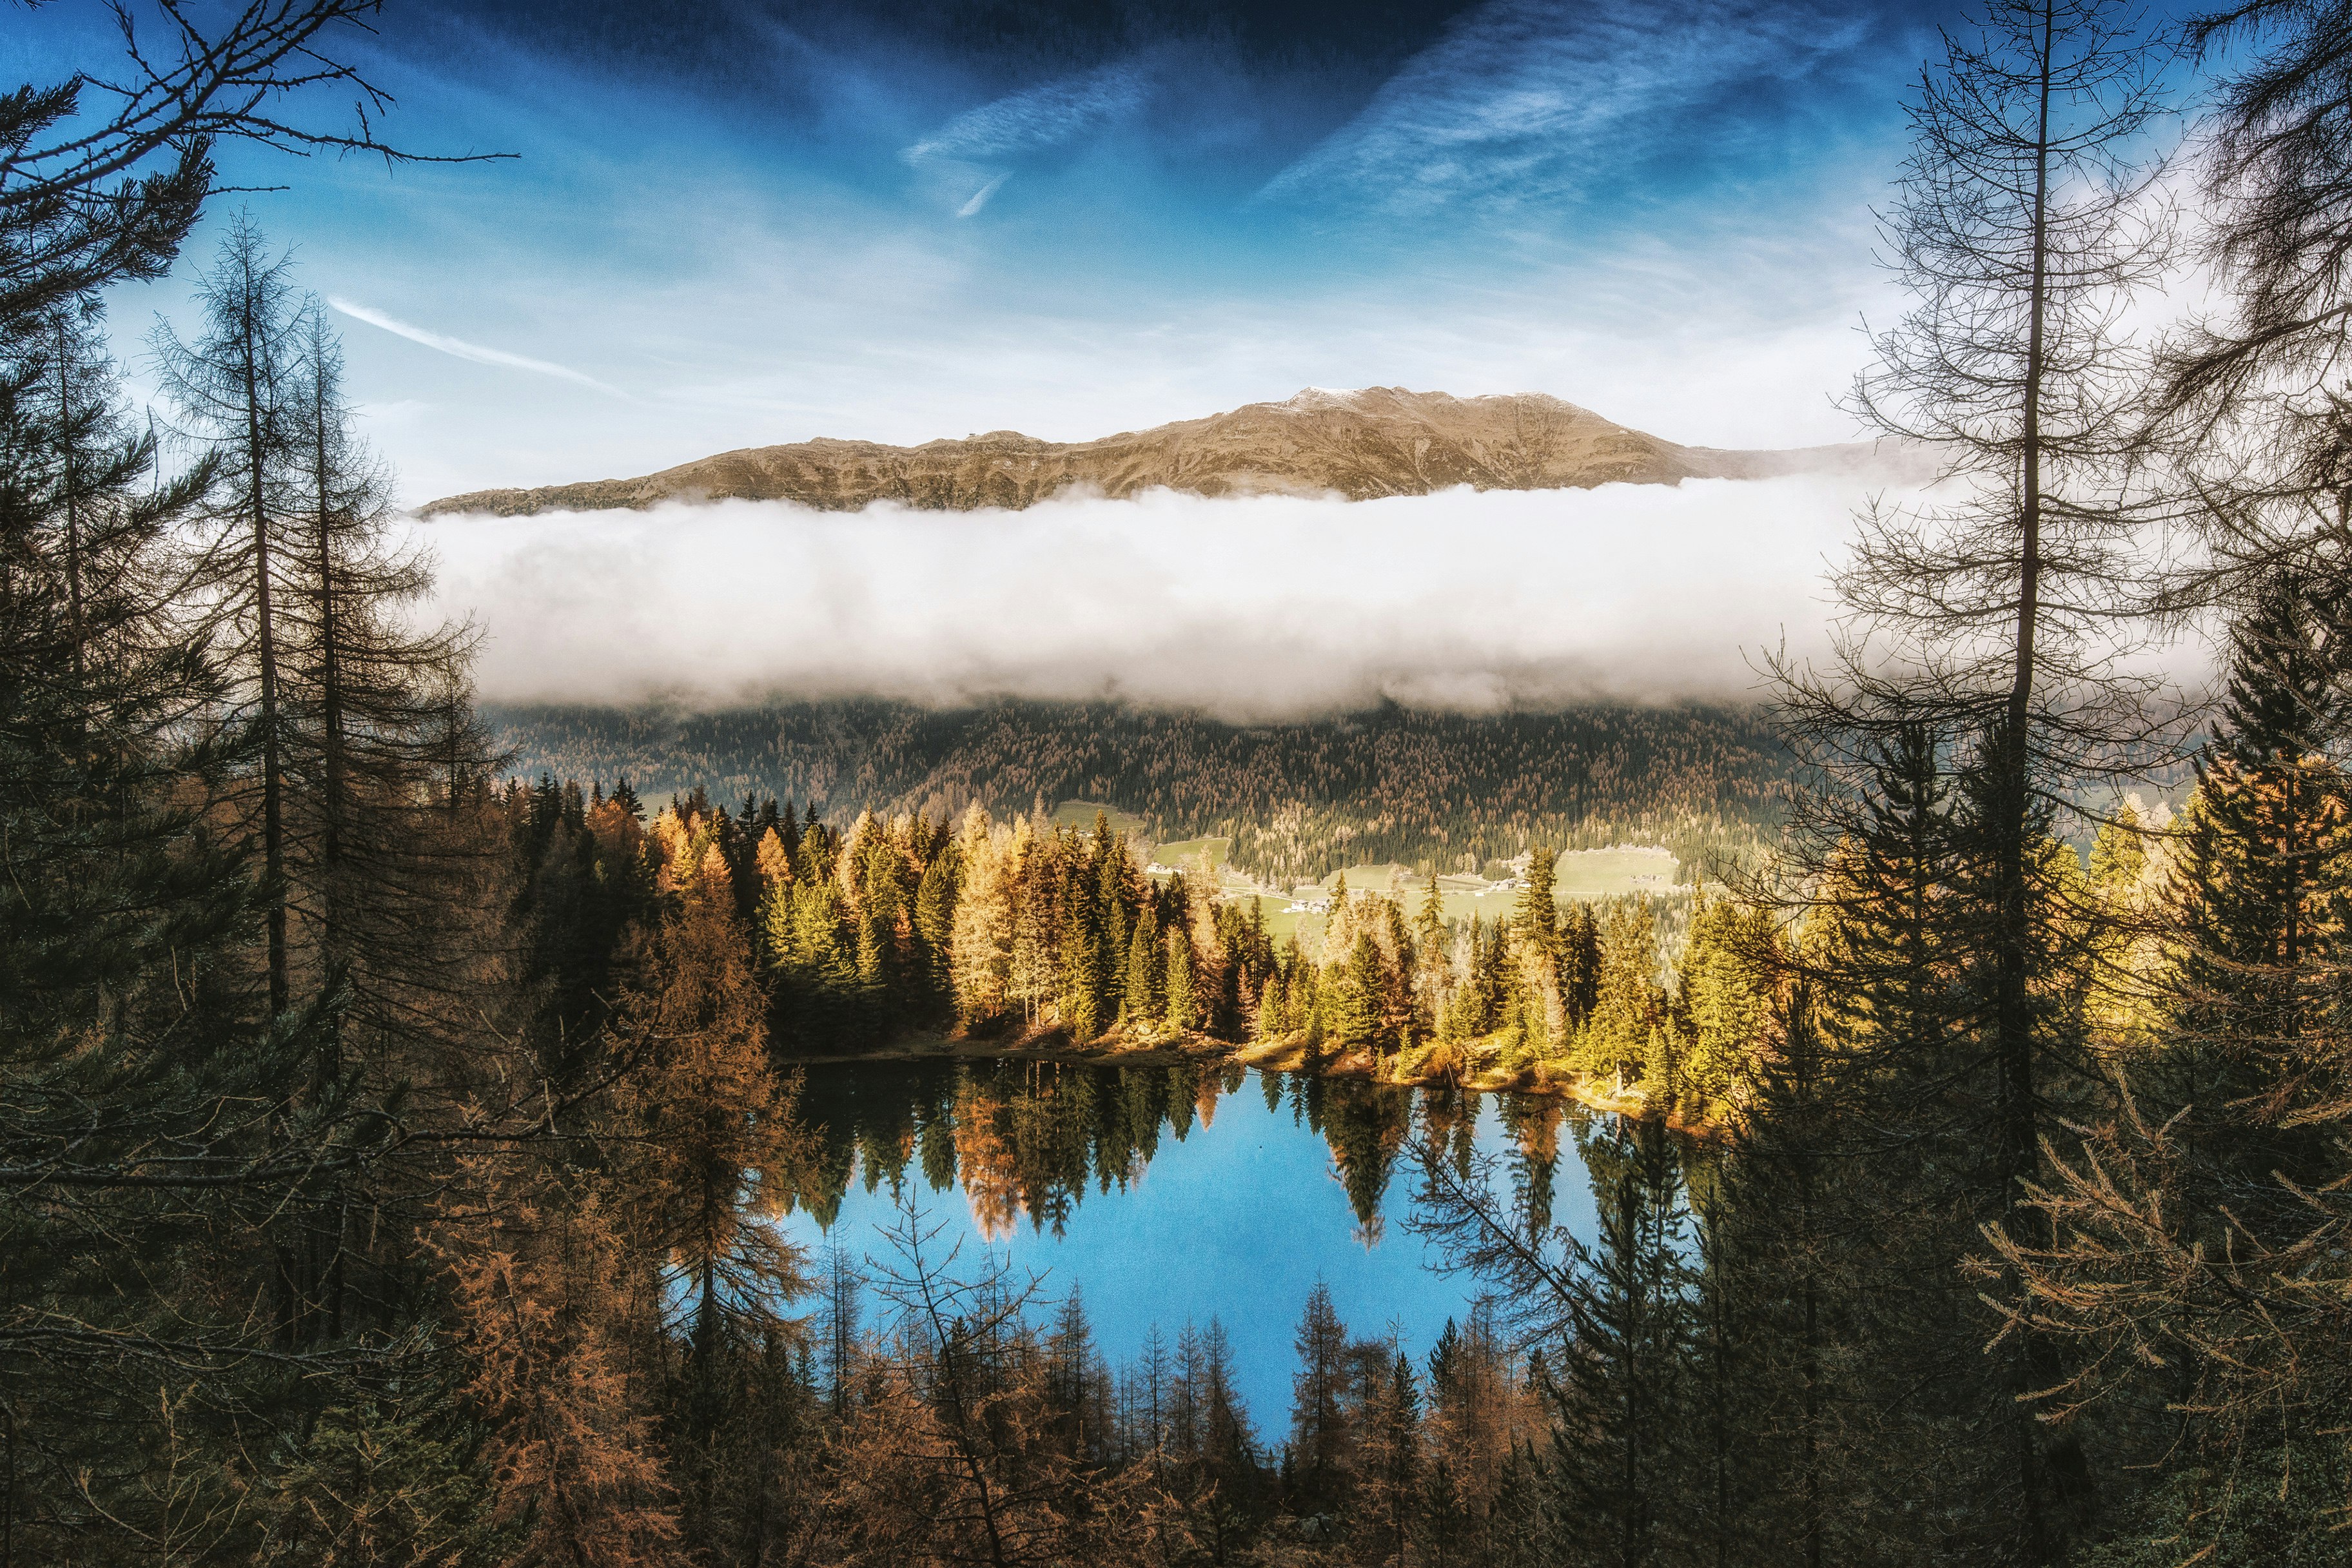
[419,386,1915,516]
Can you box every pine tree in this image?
[1124,901,1164,1031]
[1561,903,1602,1029]
[1164,921,1197,1033]
[1788,5,2178,1551]
[1358,1349,1423,1567]
[1539,1117,1691,1568]
[1253,970,1284,1041]
[2163,569,2351,1198]
[1415,869,1451,1036]
[1674,898,1776,1113]
[914,839,959,1012]
[1584,902,1661,1086]
[1515,845,1564,1043]
[1288,1282,1355,1520]
[1330,931,1387,1052]
[1059,867,1106,1040]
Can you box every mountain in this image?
[416,386,1921,516]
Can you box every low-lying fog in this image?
[412,477,1889,721]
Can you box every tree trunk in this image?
[1998,7,2059,1558]
[245,308,286,1021]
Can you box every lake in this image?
[774,1057,1605,1422]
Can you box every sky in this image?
[12,0,1977,505]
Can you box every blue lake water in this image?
[775,1059,1603,1422]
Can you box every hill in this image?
[420,386,1917,516]
[486,697,1795,885]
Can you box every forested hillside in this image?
[488,699,1792,884]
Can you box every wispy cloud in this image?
[902,59,1150,164]
[1262,0,1870,218]
[328,297,627,397]
[957,172,1012,217]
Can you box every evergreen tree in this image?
[1786,3,2178,1551]
[1330,931,1387,1051]
[1515,845,1564,1041]
[2162,568,2351,1200]
[1674,898,1776,1114]
[1539,1117,1691,1568]
[1415,870,1452,1036]
[1584,902,1661,1086]
[1164,921,1198,1033]
[1124,900,1164,1030]
[1,14,542,1555]
[1288,1282,1355,1520]
[1561,902,1602,1028]
[1358,1349,1424,1567]
[1059,866,1106,1040]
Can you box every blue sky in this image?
[19,1,2059,502]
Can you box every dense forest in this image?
[8,3,2352,1567]
[540,776,1761,1119]
[486,699,1794,886]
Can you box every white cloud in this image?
[412,476,1874,720]
[902,60,1151,164]
[1263,0,1867,216]
[958,172,1012,217]
[328,297,628,398]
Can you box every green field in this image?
[1052,799,1150,835]
[1316,862,1415,892]
[1149,836,1230,873]
[1242,848,1684,947]
[1553,847,1680,895]
[1312,850,1678,898]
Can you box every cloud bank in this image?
[413,478,1875,720]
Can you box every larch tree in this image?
[154,210,300,1016]
[0,5,519,1555]
[1769,1,2176,1555]
[1987,567,2352,1550]
[616,846,808,1364]
[2151,0,2352,571]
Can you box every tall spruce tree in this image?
[2163,569,2351,1197]
[1538,1117,1691,1568]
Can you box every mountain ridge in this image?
[418,386,1923,517]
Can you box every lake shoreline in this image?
[776,1026,1724,1135]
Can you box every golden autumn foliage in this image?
[613,852,809,1345]
[440,1178,683,1568]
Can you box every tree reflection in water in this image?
[788,1059,1581,1244]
